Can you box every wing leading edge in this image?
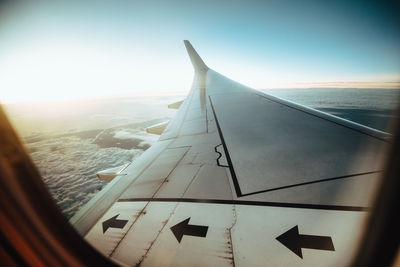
[72,41,389,266]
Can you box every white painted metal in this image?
[73,40,390,266]
[146,121,169,135]
[70,140,172,235]
[85,202,366,267]
[120,147,189,199]
[168,100,184,109]
[232,204,366,267]
[85,201,148,256]
[96,163,131,182]
[209,90,385,195]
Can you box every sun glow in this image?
[1,1,399,103]
[2,39,398,104]
[0,38,193,103]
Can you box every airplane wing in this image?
[70,41,390,266]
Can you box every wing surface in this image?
[71,41,389,266]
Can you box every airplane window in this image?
[1,1,399,266]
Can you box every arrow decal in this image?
[276,225,335,259]
[102,214,128,234]
[170,217,208,243]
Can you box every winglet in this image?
[184,40,209,73]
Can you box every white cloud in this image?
[27,134,145,219]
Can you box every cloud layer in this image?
[26,123,159,219]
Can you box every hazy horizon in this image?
[2,86,399,105]
[1,1,399,103]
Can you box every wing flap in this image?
[208,88,386,197]
[96,163,130,182]
[146,121,169,135]
[168,100,184,109]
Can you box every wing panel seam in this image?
[241,170,383,197]
[208,96,243,197]
[117,198,369,212]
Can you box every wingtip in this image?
[183,40,208,73]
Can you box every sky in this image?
[0,0,399,103]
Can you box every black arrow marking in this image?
[102,214,128,234]
[170,217,208,243]
[276,225,335,259]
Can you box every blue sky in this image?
[0,0,399,102]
